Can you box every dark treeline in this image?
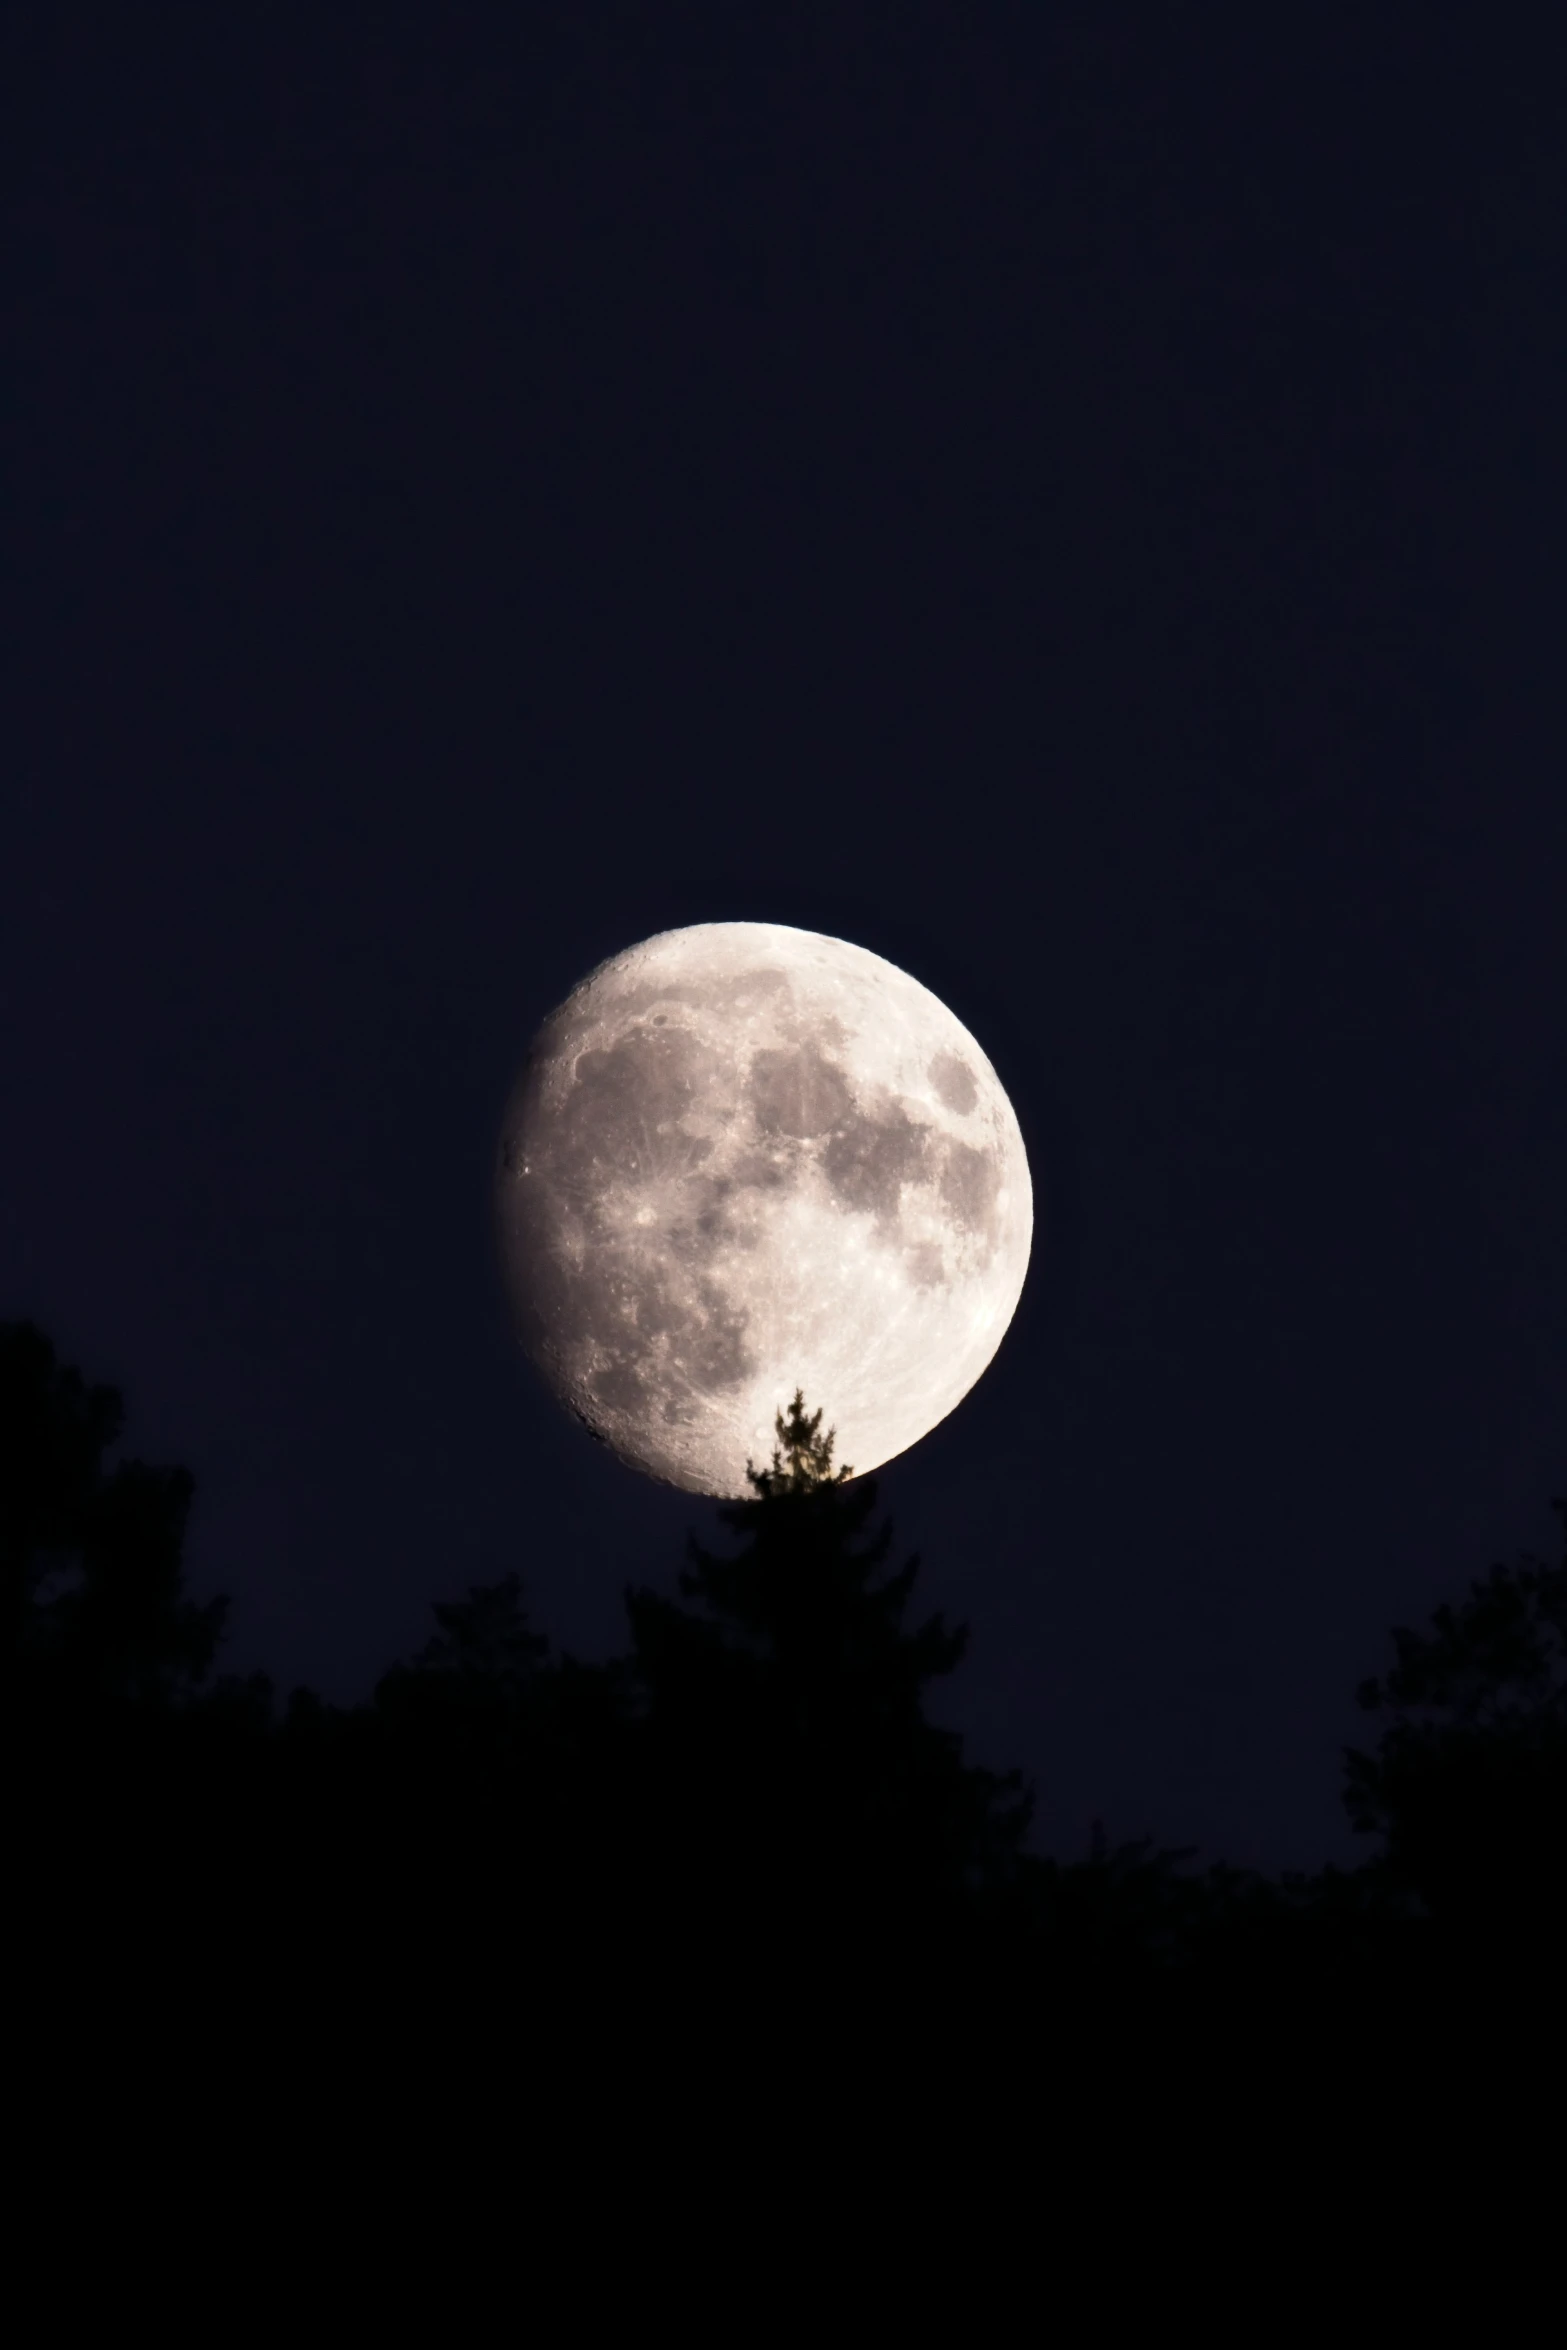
[8,1316,1566,2086]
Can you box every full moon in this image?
[494,922,1032,1496]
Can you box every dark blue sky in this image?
[9,7,1565,1872]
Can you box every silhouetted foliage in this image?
[622,1391,1035,1983]
[1344,1497,1567,1955]
[373,1572,549,1768]
[3,1321,288,2051]
[1,1318,227,1715]
[363,1569,637,1968]
[13,1317,1558,2082]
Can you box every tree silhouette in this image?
[366,1569,635,1929]
[1344,1496,1567,1958]
[16,1315,1511,2077]
[2,1319,289,2047]
[622,1391,1034,1977]
[372,1571,550,1769]
[1,1318,228,1717]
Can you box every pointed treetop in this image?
[746,1389,854,1501]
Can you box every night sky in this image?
[9,9,1565,1876]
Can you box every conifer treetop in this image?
[746,1390,854,1500]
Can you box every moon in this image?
[493,922,1032,1496]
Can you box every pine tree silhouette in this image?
[623,1391,1033,1968]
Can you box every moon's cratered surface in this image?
[494,922,1032,1497]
